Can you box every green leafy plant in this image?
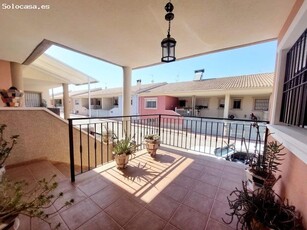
[113,135,138,156]
[0,124,19,168]
[248,140,285,187]
[247,119,286,187]
[0,175,74,229]
[224,180,303,230]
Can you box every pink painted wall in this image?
[139,96,178,116]
[165,96,178,110]
[0,60,12,89]
[269,136,307,228]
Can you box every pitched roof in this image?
[73,82,167,98]
[140,73,274,95]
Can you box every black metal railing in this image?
[68,114,269,182]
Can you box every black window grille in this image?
[233,99,241,109]
[280,29,307,128]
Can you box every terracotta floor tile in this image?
[76,211,121,230]
[172,174,197,189]
[189,162,205,171]
[77,175,109,196]
[223,165,246,175]
[210,200,237,229]
[163,223,180,230]
[53,188,86,211]
[90,185,124,209]
[162,183,188,202]
[183,191,214,215]
[193,181,218,199]
[170,205,208,230]
[219,178,242,191]
[125,209,166,230]
[215,188,234,204]
[222,170,246,182]
[202,160,224,170]
[104,196,142,226]
[30,214,69,230]
[60,198,101,230]
[146,194,180,220]
[181,167,202,178]
[206,218,233,230]
[199,173,221,186]
[202,166,222,176]
[4,149,247,230]
[54,179,77,194]
[16,214,68,230]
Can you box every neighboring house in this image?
[52,88,102,114]
[139,73,274,121]
[22,54,97,109]
[70,80,167,117]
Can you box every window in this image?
[179,100,186,107]
[24,91,42,107]
[280,29,307,128]
[254,99,269,111]
[145,98,157,109]
[233,99,241,109]
[219,99,225,108]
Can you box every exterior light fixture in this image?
[161,1,176,63]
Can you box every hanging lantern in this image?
[161,1,176,63]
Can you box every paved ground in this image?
[6,146,246,230]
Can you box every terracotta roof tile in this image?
[141,73,274,94]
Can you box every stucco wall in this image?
[269,136,307,228]
[165,96,178,110]
[0,60,12,107]
[0,108,103,170]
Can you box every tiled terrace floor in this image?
[6,147,246,230]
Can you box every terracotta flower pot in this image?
[145,140,160,157]
[114,154,129,169]
[246,169,276,191]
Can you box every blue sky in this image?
[45,40,277,91]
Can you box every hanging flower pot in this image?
[0,87,23,107]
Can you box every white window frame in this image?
[145,98,157,109]
[254,99,269,111]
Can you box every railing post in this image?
[263,123,269,157]
[158,114,161,137]
[68,119,75,182]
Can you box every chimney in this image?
[137,79,141,89]
[194,69,204,81]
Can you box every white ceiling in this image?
[0,0,296,69]
[23,54,97,85]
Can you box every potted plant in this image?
[0,124,19,181]
[144,134,160,157]
[0,175,74,230]
[113,135,138,169]
[224,180,303,230]
[246,140,285,190]
[0,87,23,107]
